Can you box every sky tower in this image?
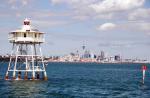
[5,18,47,80]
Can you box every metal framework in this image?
[5,43,47,80]
[5,19,47,80]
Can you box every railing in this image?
[8,37,45,43]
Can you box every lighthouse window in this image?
[24,33,26,37]
[35,34,37,38]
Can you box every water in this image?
[0,62,150,98]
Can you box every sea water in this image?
[0,62,150,98]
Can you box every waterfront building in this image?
[115,55,121,61]
[100,51,105,60]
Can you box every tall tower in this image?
[5,18,47,80]
[82,43,86,58]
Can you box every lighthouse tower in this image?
[5,18,47,80]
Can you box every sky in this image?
[0,0,150,59]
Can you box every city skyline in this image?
[0,0,150,59]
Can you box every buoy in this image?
[142,65,147,84]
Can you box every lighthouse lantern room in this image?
[5,18,47,80]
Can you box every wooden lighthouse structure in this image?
[5,18,47,80]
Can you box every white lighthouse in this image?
[5,18,47,80]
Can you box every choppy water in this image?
[0,62,150,98]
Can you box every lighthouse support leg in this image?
[24,56,28,80]
[31,45,35,80]
[24,44,28,80]
[13,44,19,80]
[5,43,15,80]
[34,44,38,66]
[39,44,47,80]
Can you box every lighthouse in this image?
[5,18,47,80]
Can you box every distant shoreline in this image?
[0,57,149,64]
[46,61,150,65]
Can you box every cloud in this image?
[50,0,100,20]
[97,23,117,31]
[128,8,150,20]
[90,0,145,13]
[50,0,146,21]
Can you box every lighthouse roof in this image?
[24,18,29,22]
[10,26,44,34]
[10,18,44,34]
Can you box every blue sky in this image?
[0,0,150,59]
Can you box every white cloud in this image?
[97,23,116,31]
[128,8,150,20]
[51,0,98,19]
[51,0,145,21]
[90,0,145,13]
